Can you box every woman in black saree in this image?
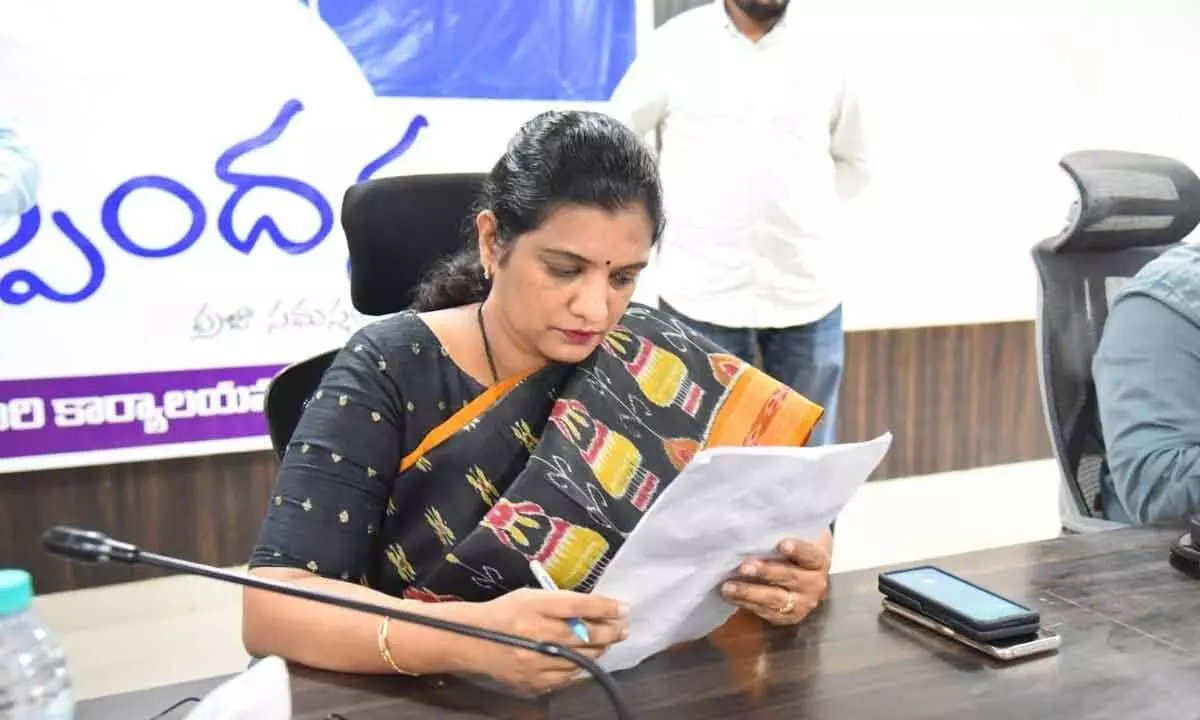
[242,110,833,694]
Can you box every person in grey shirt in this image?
[1094,242,1200,524]
[0,117,39,224]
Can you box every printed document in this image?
[593,433,893,672]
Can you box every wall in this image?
[833,0,1200,330]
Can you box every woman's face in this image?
[478,204,653,365]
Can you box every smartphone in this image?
[878,565,1040,642]
[882,599,1060,661]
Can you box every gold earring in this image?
[483,266,491,280]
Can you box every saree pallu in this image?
[373,304,823,603]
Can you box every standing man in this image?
[0,116,39,224]
[610,0,870,445]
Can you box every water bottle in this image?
[0,570,73,719]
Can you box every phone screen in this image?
[885,567,1030,623]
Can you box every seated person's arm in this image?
[242,331,484,675]
[1094,294,1200,523]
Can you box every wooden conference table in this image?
[79,527,1198,719]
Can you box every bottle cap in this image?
[0,570,34,616]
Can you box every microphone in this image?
[41,526,634,720]
[1168,514,1200,579]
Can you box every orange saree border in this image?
[400,357,823,474]
[398,369,535,473]
[704,365,824,449]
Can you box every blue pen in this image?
[529,559,591,643]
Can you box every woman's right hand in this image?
[466,588,628,694]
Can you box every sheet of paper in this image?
[592,432,893,673]
[186,655,291,720]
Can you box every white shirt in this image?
[610,3,870,328]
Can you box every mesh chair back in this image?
[1032,150,1200,531]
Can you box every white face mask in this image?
[185,655,292,720]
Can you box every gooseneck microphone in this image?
[42,526,633,720]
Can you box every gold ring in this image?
[778,591,797,615]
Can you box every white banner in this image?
[0,0,645,473]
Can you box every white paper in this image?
[593,433,892,672]
[185,655,291,720]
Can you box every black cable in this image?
[146,696,201,719]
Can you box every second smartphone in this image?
[881,598,1060,661]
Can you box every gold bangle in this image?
[376,616,419,676]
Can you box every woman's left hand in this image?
[720,531,832,626]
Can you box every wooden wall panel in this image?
[2,321,1052,595]
[838,320,1052,478]
[0,453,277,595]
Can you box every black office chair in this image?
[1032,150,1200,533]
[263,350,339,460]
[263,173,488,458]
[344,173,487,316]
